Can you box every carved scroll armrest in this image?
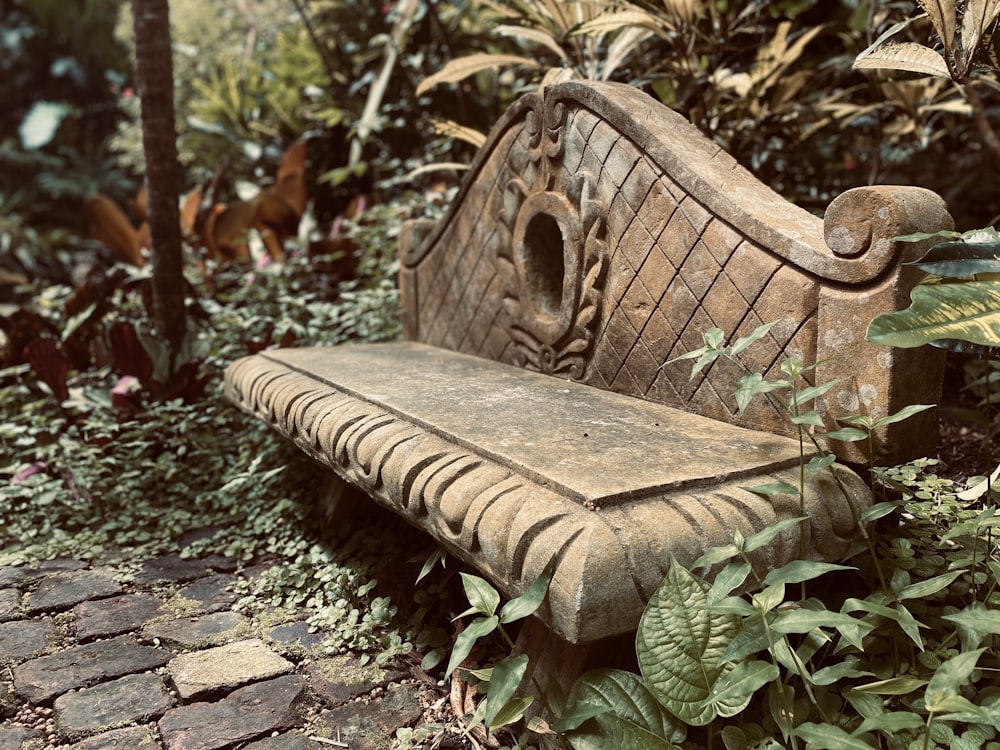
[817,186,954,465]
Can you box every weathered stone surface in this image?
[0,567,30,588]
[158,675,306,750]
[133,555,213,586]
[13,634,171,703]
[307,655,406,707]
[266,621,325,654]
[167,639,293,700]
[24,567,122,614]
[54,673,172,738]
[313,683,425,750]
[0,618,57,664]
[0,589,22,622]
[144,611,249,648]
[242,732,314,749]
[74,593,167,641]
[0,725,42,748]
[67,725,160,749]
[0,560,84,589]
[172,575,238,613]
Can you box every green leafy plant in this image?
[443,560,556,746]
[546,323,1000,750]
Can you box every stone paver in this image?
[242,732,315,749]
[167,639,293,700]
[67,725,160,749]
[313,683,426,750]
[13,634,171,703]
[307,654,406,707]
[157,675,306,750]
[172,575,238,613]
[133,556,228,587]
[266,621,326,654]
[0,589,21,621]
[0,619,57,664]
[0,725,43,747]
[0,550,436,750]
[25,568,122,614]
[54,673,173,739]
[144,612,248,649]
[74,593,167,642]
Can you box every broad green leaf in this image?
[924,648,986,710]
[553,702,611,733]
[722,618,772,663]
[788,381,838,410]
[854,676,928,695]
[806,454,837,476]
[942,607,1000,634]
[866,281,1000,349]
[416,546,447,584]
[909,241,1000,278]
[812,660,873,686]
[709,596,757,617]
[735,373,787,415]
[791,411,825,427]
[445,615,499,677]
[955,462,1000,501]
[855,711,925,734]
[853,41,951,78]
[485,654,529,729]
[844,687,886,719]
[459,572,500,617]
[820,427,869,442]
[708,660,780,717]
[763,561,855,587]
[795,721,876,750]
[771,609,872,636]
[691,544,741,569]
[488,696,533,729]
[860,502,898,524]
[897,570,963,600]
[874,403,935,428]
[416,54,540,95]
[708,562,752,603]
[730,322,777,355]
[561,669,685,750]
[890,603,927,651]
[743,517,807,552]
[637,559,741,725]
[500,558,556,623]
[752,583,785,615]
[741,482,800,497]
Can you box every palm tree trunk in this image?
[132,0,186,363]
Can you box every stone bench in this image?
[224,81,952,654]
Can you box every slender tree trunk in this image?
[132,0,186,363]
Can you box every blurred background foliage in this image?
[4,0,1000,298]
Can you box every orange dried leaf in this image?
[85,194,145,267]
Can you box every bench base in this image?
[224,342,871,644]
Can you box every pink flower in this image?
[11,462,46,486]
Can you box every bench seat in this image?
[225,341,869,643]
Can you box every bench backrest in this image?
[399,81,952,465]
